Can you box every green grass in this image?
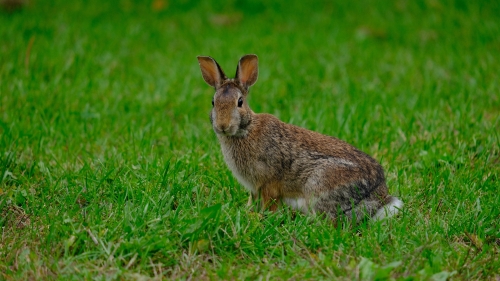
[1,0,499,279]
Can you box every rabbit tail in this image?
[372,196,403,221]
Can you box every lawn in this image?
[1,0,499,279]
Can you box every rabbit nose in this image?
[219,125,228,132]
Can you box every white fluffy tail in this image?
[373,196,403,221]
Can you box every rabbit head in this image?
[197,55,258,137]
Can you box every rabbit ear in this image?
[197,56,227,88]
[236,54,258,89]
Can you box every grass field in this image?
[1,0,499,279]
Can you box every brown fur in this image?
[197,54,401,223]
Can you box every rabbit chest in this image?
[217,137,269,195]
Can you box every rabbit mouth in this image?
[213,125,238,136]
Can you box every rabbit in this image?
[197,54,403,223]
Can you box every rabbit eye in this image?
[238,97,243,107]
[212,98,214,107]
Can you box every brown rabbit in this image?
[197,54,403,222]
